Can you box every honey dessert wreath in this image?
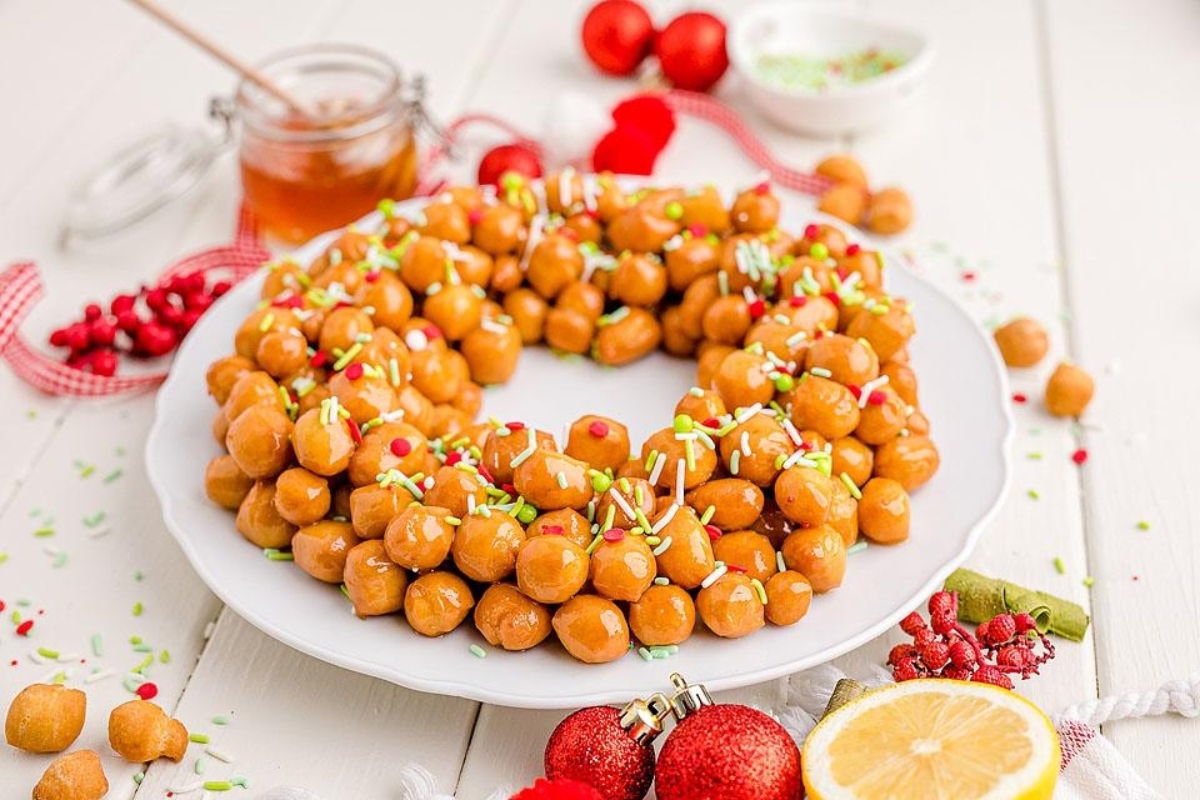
[203,170,939,665]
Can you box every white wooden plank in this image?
[0,396,222,796]
[1042,0,1200,791]
[133,611,478,797]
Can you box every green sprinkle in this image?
[332,342,364,370]
[212,715,230,726]
[159,649,171,664]
[37,647,60,659]
[1027,489,1040,500]
[645,535,662,546]
[469,644,487,659]
[699,505,716,525]
[132,602,143,617]
[673,414,694,433]
[91,634,104,657]
[79,464,96,478]
[0,553,7,564]
[774,374,795,392]
[1027,452,1044,460]
[133,771,145,785]
[33,526,55,537]
[750,578,768,605]
[809,242,829,261]
[204,782,234,792]
[586,534,604,555]
[339,584,351,601]
[847,541,868,556]
[130,635,142,645]
[257,312,275,332]
[689,386,704,397]
[645,449,660,472]
[195,757,207,775]
[103,469,123,483]
[653,577,670,586]
[123,677,142,693]
[664,201,684,220]
[190,733,211,744]
[132,643,153,653]
[264,549,294,562]
[1053,556,1066,574]
[839,472,862,501]
[82,511,107,528]
[1137,520,1151,531]
[517,503,538,524]
[1082,575,1095,588]
[132,655,154,674]
[445,516,462,526]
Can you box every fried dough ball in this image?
[713,531,777,583]
[344,540,407,618]
[236,479,297,549]
[292,520,360,583]
[775,466,834,527]
[565,415,630,472]
[225,404,293,479]
[5,684,86,753]
[640,427,719,491]
[628,584,696,646]
[594,308,663,366]
[855,386,908,445]
[404,571,475,636]
[204,454,255,511]
[590,533,656,602]
[805,333,879,386]
[827,474,860,548]
[789,376,860,440]
[108,699,188,763]
[1044,362,1095,417]
[32,751,108,800]
[815,154,868,188]
[859,478,911,544]
[481,425,557,486]
[206,355,255,405]
[273,467,331,527]
[553,595,630,664]
[384,505,456,571]
[697,573,765,638]
[712,350,776,411]
[292,407,356,476]
[830,437,874,489]
[516,536,589,604]
[865,187,913,234]
[513,450,592,510]
[424,464,489,519]
[651,505,715,589]
[451,513,526,582]
[526,509,594,550]
[873,435,940,491]
[818,182,868,226]
[685,479,763,531]
[781,525,846,593]
[764,571,813,626]
[719,414,795,488]
[474,583,552,651]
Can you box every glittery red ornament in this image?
[478,143,544,187]
[654,704,802,800]
[511,778,606,800]
[545,706,655,800]
[581,0,656,77]
[654,12,729,92]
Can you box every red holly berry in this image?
[116,310,142,333]
[212,281,233,297]
[134,321,178,357]
[110,294,137,315]
[64,323,92,353]
[971,666,1014,690]
[84,303,103,322]
[984,613,1017,646]
[89,319,118,347]
[920,642,950,671]
[899,611,928,636]
[84,350,119,377]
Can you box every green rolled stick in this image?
[944,568,1090,642]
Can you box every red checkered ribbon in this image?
[2,91,829,397]
[0,204,269,396]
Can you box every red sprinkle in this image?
[788,295,808,308]
[468,208,484,226]
[135,682,159,700]
[542,525,564,536]
[748,298,766,319]
[962,271,977,282]
[1012,393,1028,404]
[704,524,722,541]
[687,224,708,238]
[847,384,863,400]
[16,620,33,636]
[804,224,820,240]
[588,420,610,438]
[347,419,363,445]
[836,267,849,281]
[389,438,413,458]
[1071,448,1089,465]
[506,421,526,432]
[0,600,5,612]
[445,451,463,466]
[823,291,841,307]
[310,350,329,368]
[363,270,381,283]
[422,324,442,340]
[726,564,747,574]
[868,390,888,406]
[603,528,626,543]
[753,181,770,195]
[846,243,862,257]
[477,465,496,485]
[344,363,364,380]
[702,417,719,429]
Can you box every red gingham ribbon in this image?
[0,205,269,396]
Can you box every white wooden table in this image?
[2,0,1198,795]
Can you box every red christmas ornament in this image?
[544,705,656,800]
[655,704,802,800]
[478,143,544,187]
[611,94,676,151]
[592,125,659,175]
[654,12,729,92]
[510,778,606,800]
[581,0,656,77]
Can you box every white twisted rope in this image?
[1054,673,1200,727]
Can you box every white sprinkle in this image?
[205,746,235,763]
[777,552,787,573]
[674,432,698,441]
[84,669,116,684]
[467,495,477,515]
[675,459,686,506]
[404,329,429,351]
[607,488,638,523]
[652,537,673,557]
[730,450,741,475]
[56,652,79,663]
[857,375,891,409]
[810,367,833,378]
[29,650,47,665]
[740,431,752,457]
[168,780,206,794]
[37,667,69,684]
[700,564,729,589]
[651,504,679,534]
[480,318,507,336]
[648,453,666,486]
[783,451,818,470]
[519,214,546,273]
[86,526,112,539]
[781,418,804,446]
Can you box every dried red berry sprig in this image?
[887,590,1056,690]
[47,272,232,376]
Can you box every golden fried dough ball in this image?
[5,684,85,753]
[108,699,188,763]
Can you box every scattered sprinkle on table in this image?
[1027,489,1040,500]
[1053,556,1066,575]
[103,468,124,483]
[469,644,487,659]
[1082,575,1095,588]
[1071,448,1089,465]
[1136,520,1151,531]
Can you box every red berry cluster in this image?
[48,272,231,376]
[887,591,1056,690]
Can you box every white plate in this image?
[147,194,1013,709]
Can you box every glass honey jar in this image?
[232,44,422,244]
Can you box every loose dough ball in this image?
[108,699,188,763]
[5,684,86,753]
[33,750,108,800]
[1044,361,1095,417]
[993,317,1049,368]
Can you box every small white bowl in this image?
[729,3,935,137]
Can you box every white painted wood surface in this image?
[1,0,1196,795]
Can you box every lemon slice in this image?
[802,679,1060,800]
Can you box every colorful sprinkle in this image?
[1053,556,1066,575]
[469,644,487,659]
[1136,520,1151,531]
[135,682,158,700]
[1071,448,1089,465]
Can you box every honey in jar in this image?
[236,45,420,244]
